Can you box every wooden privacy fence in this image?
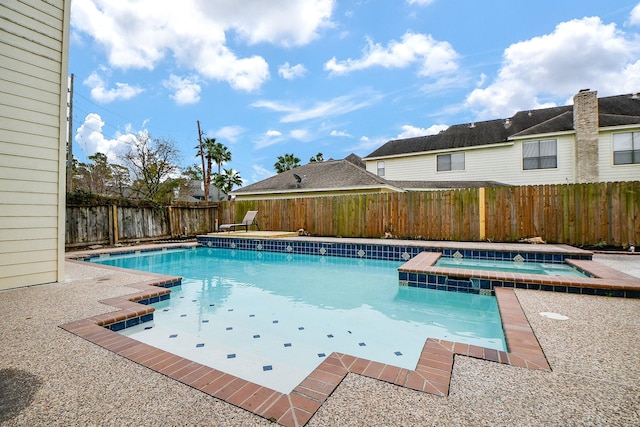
[66,203,218,247]
[222,181,639,247]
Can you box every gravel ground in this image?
[0,253,638,426]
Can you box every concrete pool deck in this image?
[0,242,638,425]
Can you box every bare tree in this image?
[120,133,181,203]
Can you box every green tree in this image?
[209,140,231,201]
[274,153,301,173]
[121,133,181,203]
[182,164,203,181]
[174,164,203,201]
[71,152,130,196]
[196,137,231,201]
[309,152,324,163]
[214,168,243,199]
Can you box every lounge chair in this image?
[219,210,260,232]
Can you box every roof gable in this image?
[233,156,396,194]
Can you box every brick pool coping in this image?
[399,252,640,297]
[61,248,555,427]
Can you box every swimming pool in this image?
[90,247,506,393]
[435,257,589,277]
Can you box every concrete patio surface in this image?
[0,247,638,426]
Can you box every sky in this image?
[69,0,640,186]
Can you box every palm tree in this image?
[309,152,324,163]
[274,153,301,173]
[214,168,243,198]
[209,141,231,200]
[196,138,231,201]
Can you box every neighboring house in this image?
[231,154,403,200]
[364,90,640,185]
[174,181,228,202]
[0,1,71,290]
[231,154,507,200]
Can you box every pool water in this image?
[91,247,506,393]
[435,257,589,277]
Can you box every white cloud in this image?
[254,129,284,149]
[253,91,383,123]
[215,126,245,143]
[278,62,308,80]
[346,135,388,153]
[407,0,435,5]
[289,129,310,140]
[397,124,448,139]
[202,0,334,47]
[251,164,275,183]
[629,3,640,26]
[75,113,138,162]
[71,0,334,92]
[83,71,143,103]
[466,17,640,119]
[330,130,352,137]
[324,32,459,77]
[250,100,298,113]
[163,74,201,105]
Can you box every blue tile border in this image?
[106,312,153,331]
[401,268,639,298]
[196,236,590,264]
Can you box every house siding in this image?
[0,0,70,290]
[235,187,400,200]
[367,135,577,186]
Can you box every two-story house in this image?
[0,0,71,289]
[364,90,640,185]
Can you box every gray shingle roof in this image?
[365,93,640,158]
[232,155,398,194]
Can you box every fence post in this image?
[479,187,486,240]
[107,204,114,246]
[112,203,119,245]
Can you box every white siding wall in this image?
[0,0,70,290]
[366,135,577,185]
[597,129,640,183]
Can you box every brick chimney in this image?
[573,89,599,183]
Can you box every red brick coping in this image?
[60,260,553,426]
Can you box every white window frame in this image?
[523,139,557,170]
[612,131,640,165]
[437,152,465,172]
[377,160,385,176]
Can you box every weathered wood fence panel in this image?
[66,182,638,248]
[65,205,111,247]
[222,182,638,247]
[117,207,169,241]
[65,203,218,247]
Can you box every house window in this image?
[377,161,385,176]
[523,139,557,170]
[437,153,465,171]
[613,132,640,165]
